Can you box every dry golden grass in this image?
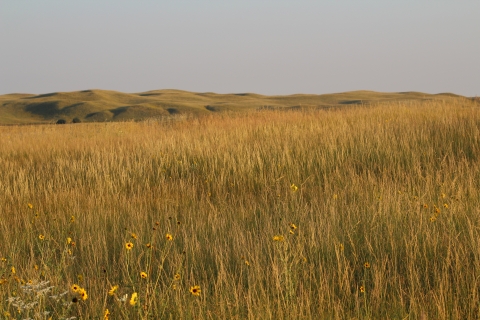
[0,98,479,319]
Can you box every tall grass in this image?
[0,99,479,319]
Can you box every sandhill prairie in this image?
[0,96,479,319]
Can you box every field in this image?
[1,98,480,319]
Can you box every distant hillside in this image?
[0,89,471,125]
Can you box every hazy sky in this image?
[1,1,479,96]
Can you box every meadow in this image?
[0,98,479,319]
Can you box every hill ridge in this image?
[0,89,471,125]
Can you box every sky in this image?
[1,1,479,96]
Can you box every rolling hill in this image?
[0,89,471,125]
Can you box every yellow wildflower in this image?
[129,292,138,306]
[166,234,173,241]
[174,273,181,281]
[443,203,449,208]
[290,184,298,192]
[104,309,110,319]
[140,272,147,279]
[71,284,80,292]
[11,267,15,275]
[130,233,137,239]
[360,285,365,293]
[38,234,45,240]
[125,242,134,250]
[27,203,33,209]
[189,285,201,296]
[364,262,370,269]
[78,288,88,301]
[108,285,118,296]
[273,235,284,242]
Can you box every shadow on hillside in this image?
[205,105,220,112]
[339,100,364,105]
[111,106,129,117]
[167,108,180,115]
[86,111,112,122]
[25,92,58,99]
[138,93,162,97]
[25,101,61,117]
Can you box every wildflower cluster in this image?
[430,203,447,222]
[71,283,88,301]
[289,222,297,235]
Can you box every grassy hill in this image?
[0,89,471,125]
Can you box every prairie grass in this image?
[0,99,479,319]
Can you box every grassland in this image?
[0,88,467,125]
[0,97,479,319]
